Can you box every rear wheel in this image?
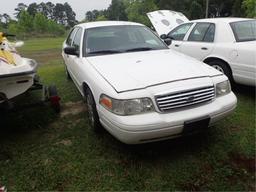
[208,60,233,83]
[85,88,102,132]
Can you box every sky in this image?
[0,0,112,21]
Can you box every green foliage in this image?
[33,13,48,33]
[14,3,27,19]
[232,0,245,17]
[3,10,65,38]
[47,20,65,36]
[7,22,19,35]
[243,0,256,18]
[189,1,204,19]
[18,11,33,33]
[108,0,128,20]
[126,0,158,26]
[96,15,108,21]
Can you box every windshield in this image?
[230,20,256,42]
[84,25,168,56]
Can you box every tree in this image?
[47,20,65,36]
[189,1,204,19]
[96,15,108,21]
[53,3,67,25]
[108,0,128,20]
[63,2,77,27]
[45,2,56,19]
[53,3,77,27]
[33,13,48,33]
[7,21,20,35]
[126,0,158,26]
[243,0,256,18]
[232,0,245,17]
[18,11,33,33]
[14,3,27,18]
[27,3,39,17]
[85,11,94,21]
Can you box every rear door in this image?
[180,22,216,61]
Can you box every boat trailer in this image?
[0,75,61,113]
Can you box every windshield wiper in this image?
[88,50,122,55]
[124,47,155,52]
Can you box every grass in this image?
[0,37,255,191]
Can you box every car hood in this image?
[86,49,222,93]
[147,10,189,35]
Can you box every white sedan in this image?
[148,11,256,86]
[62,21,237,144]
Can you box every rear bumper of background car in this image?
[98,92,237,144]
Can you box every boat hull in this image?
[0,59,38,103]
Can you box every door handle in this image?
[201,47,208,50]
[175,44,180,47]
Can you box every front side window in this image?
[66,28,78,46]
[168,23,193,41]
[230,20,256,42]
[72,28,82,54]
[188,23,215,42]
[84,25,168,56]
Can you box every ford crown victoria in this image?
[62,21,237,144]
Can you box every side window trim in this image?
[66,27,78,46]
[168,23,194,41]
[83,29,88,57]
[71,27,83,57]
[203,23,215,42]
[183,23,196,41]
[187,22,215,43]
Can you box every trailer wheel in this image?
[48,85,61,113]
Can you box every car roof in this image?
[190,17,255,24]
[75,21,144,29]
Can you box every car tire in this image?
[65,65,71,80]
[208,60,233,83]
[85,88,102,132]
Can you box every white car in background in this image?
[62,21,237,144]
[147,10,256,86]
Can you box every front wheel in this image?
[85,89,102,132]
[208,60,233,83]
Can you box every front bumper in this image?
[98,92,237,144]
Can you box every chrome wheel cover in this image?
[212,65,224,73]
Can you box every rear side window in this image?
[66,28,78,46]
[168,23,193,41]
[72,28,82,54]
[188,23,215,42]
[230,20,256,42]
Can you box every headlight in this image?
[216,80,231,97]
[99,94,155,116]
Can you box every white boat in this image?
[0,34,38,104]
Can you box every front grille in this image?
[156,86,215,112]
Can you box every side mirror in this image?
[160,34,168,39]
[160,34,172,46]
[64,46,79,56]
[164,38,172,46]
